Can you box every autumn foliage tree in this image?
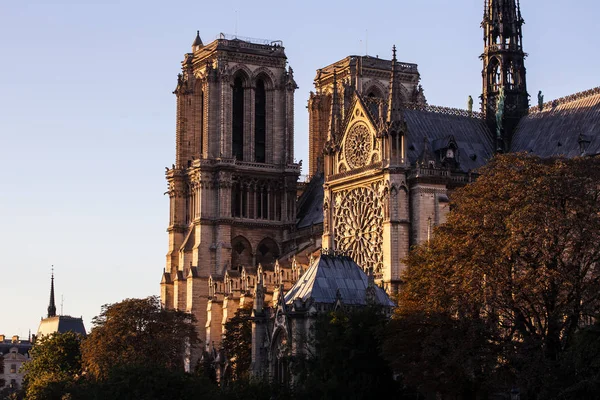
[385,154,600,398]
[81,296,199,379]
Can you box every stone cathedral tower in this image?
[481,0,529,152]
[161,32,300,347]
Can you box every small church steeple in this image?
[47,267,56,318]
[481,0,529,152]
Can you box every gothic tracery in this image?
[344,123,372,169]
[333,182,384,274]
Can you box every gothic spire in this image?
[253,271,265,314]
[327,68,341,142]
[387,45,404,123]
[47,267,56,318]
[481,0,529,152]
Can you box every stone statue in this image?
[496,87,505,138]
[538,90,544,111]
[467,95,474,114]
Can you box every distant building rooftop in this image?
[37,315,86,338]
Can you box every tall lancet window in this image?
[255,79,266,163]
[232,77,244,160]
[489,58,501,91]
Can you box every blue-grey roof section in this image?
[296,173,324,229]
[404,109,494,172]
[511,88,600,157]
[284,255,394,307]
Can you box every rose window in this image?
[344,123,372,169]
[333,183,384,273]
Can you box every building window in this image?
[10,364,16,374]
[232,77,244,160]
[255,79,266,163]
[232,182,248,218]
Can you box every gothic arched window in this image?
[489,58,501,91]
[255,79,266,163]
[232,77,244,160]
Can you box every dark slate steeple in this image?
[481,0,529,152]
[192,30,203,52]
[48,267,57,318]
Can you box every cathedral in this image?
[160,0,600,375]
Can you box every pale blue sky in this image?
[1,0,597,337]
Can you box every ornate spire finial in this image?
[327,67,341,142]
[48,266,57,318]
[253,271,265,314]
[192,30,203,51]
[482,0,529,152]
[387,45,404,124]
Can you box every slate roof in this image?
[404,108,495,172]
[284,255,394,307]
[0,340,32,356]
[37,315,87,337]
[296,173,324,229]
[511,87,600,157]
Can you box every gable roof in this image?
[284,255,394,307]
[511,87,600,157]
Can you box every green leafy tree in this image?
[81,296,199,379]
[222,304,252,379]
[20,331,83,400]
[386,154,600,398]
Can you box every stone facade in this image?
[160,33,312,364]
[308,55,424,177]
[0,335,32,391]
[318,49,473,294]
[161,0,600,377]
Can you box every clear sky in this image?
[1,0,597,337]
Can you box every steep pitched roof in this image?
[511,87,600,157]
[284,255,394,307]
[296,173,324,229]
[404,107,494,171]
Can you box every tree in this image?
[294,306,409,400]
[71,364,218,400]
[551,321,600,399]
[81,296,199,379]
[387,154,600,398]
[222,304,252,380]
[20,331,83,400]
